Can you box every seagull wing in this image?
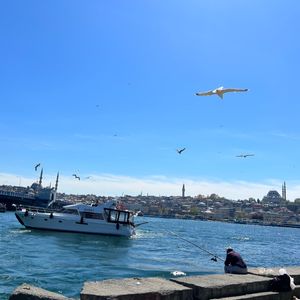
[195,90,214,96]
[177,148,186,154]
[222,88,248,94]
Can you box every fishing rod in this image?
[166,230,224,262]
[134,221,149,227]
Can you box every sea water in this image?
[1,212,299,299]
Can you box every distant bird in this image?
[34,163,41,171]
[176,148,186,154]
[195,86,248,99]
[236,154,255,158]
[72,174,80,180]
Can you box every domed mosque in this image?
[262,182,287,205]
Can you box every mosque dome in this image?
[266,190,281,199]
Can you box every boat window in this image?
[119,211,129,223]
[82,212,104,220]
[109,210,118,221]
[104,208,130,224]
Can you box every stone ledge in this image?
[9,283,74,300]
[210,291,280,300]
[249,266,300,284]
[80,277,193,300]
[171,273,272,300]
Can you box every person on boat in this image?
[224,247,248,274]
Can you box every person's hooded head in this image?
[226,247,233,253]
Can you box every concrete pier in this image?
[81,277,193,300]
[8,283,74,300]
[9,266,300,300]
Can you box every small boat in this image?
[0,203,6,212]
[15,200,136,237]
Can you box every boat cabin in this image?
[104,208,133,225]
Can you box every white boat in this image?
[15,200,136,237]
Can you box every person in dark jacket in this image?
[224,247,248,274]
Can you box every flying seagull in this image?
[34,163,41,171]
[176,148,186,154]
[195,86,248,99]
[72,174,80,180]
[236,154,255,158]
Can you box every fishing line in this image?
[165,230,224,262]
[165,231,277,277]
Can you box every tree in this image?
[209,193,219,200]
[190,207,199,215]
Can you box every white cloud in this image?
[0,172,299,201]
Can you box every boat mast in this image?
[55,172,59,192]
[39,168,43,186]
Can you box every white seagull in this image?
[195,86,248,99]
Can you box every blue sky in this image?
[1,1,300,200]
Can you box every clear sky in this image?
[1,0,300,200]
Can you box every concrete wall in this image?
[9,266,300,300]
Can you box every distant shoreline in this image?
[142,214,300,229]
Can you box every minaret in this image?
[39,168,43,186]
[182,184,185,198]
[55,172,59,192]
[282,181,286,201]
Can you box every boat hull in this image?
[0,194,50,211]
[15,210,135,237]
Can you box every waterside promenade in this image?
[9,266,300,300]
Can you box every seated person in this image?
[224,247,248,274]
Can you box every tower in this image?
[38,168,43,186]
[282,181,286,201]
[182,184,185,198]
[55,172,59,192]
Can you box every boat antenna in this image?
[55,172,59,192]
[39,168,43,186]
[166,230,224,262]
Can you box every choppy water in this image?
[1,212,299,299]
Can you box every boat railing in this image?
[0,190,35,199]
[17,205,59,214]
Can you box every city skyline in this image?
[1,1,300,200]
[0,170,298,201]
